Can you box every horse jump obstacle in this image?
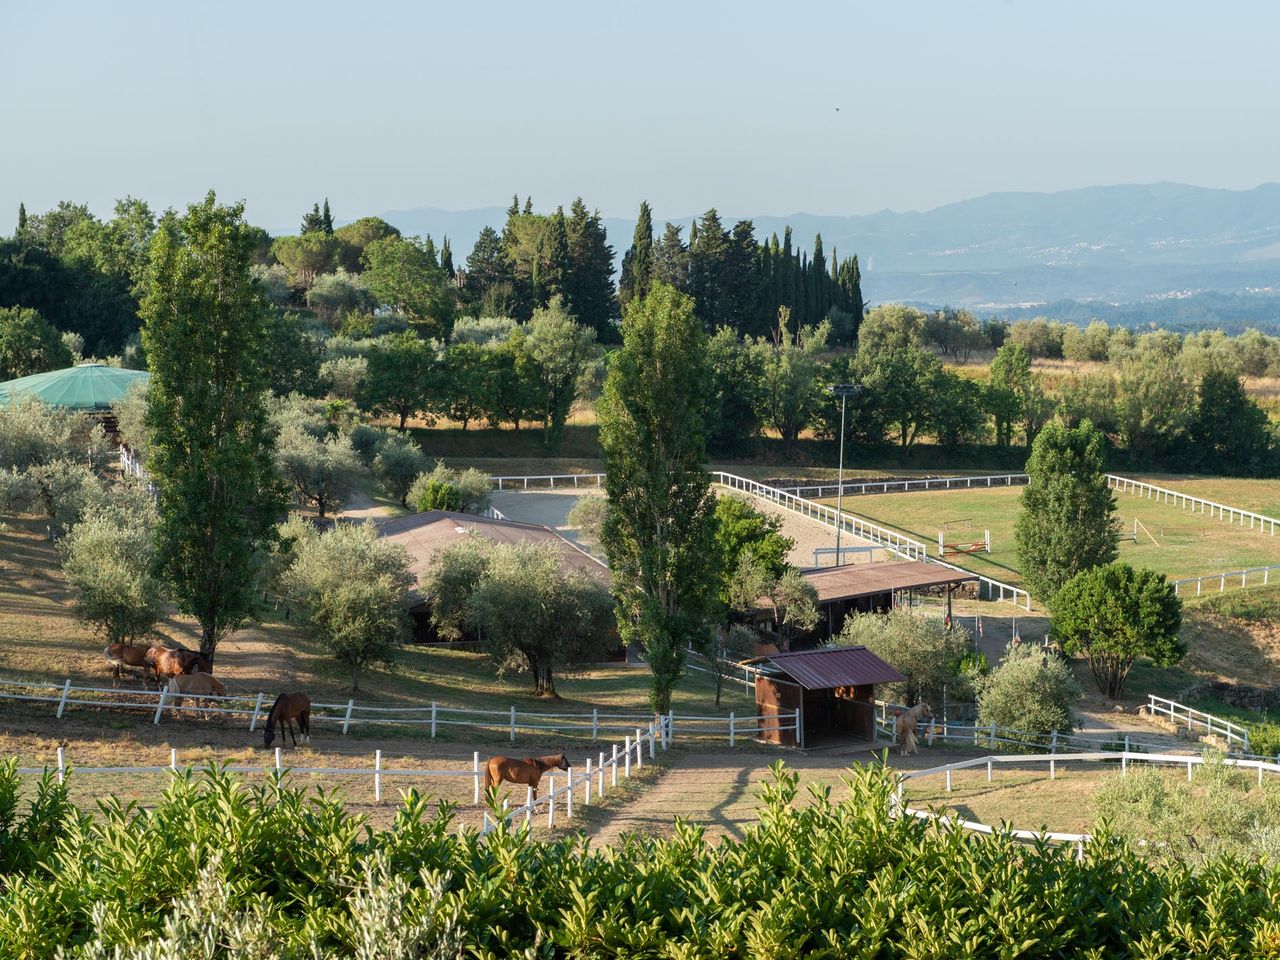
[937,527,990,557]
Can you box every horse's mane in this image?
[530,754,563,770]
[266,692,289,720]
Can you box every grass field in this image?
[815,481,1279,585]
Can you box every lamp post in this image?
[829,384,859,566]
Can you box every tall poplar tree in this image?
[1014,419,1120,605]
[141,192,286,663]
[599,283,717,715]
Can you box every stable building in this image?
[802,561,979,642]
[752,646,905,748]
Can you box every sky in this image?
[2,0,1278,232]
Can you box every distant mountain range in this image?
[376,183,1280,328]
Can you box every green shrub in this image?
[407,462,490,515]
[4,761,1280,957]
[977,643,1080,736]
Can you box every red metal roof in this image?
[800,561,977,603]
[757,646,905,690]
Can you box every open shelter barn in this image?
[800,561,979,642]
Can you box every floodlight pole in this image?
[829,384,858,567]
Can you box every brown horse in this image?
[166,673,226,719]
[482,753,571,801]
[146,646,212,686]
[103,643,150,685]
[263,693,311,748]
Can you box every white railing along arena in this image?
[1171,564,1280,598]
[0,677,798,747]
[778,473,1030,499]
[1145,694,1250,750]
[1107,475,1279,535]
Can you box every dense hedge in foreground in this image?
[3,759,1280,959]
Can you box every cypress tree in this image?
[523,196,533,215]
[321,199,334,235]
[16,202,26,238]
[651,223,690,293]
[440,236,455,279]
[618,200,654,308]
[545,206,571,307]
[565,198,618,340]
[422,235,439,269]
[689,209,729,330]
[300,203,326,234]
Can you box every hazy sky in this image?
[3,1,1278,231]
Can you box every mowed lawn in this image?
[815,480,1280,585]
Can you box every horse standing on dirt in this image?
[482,753,571,801]
[146,646,212,686]
[166,673,226,719]
[103,643,150,685]
[896,702,932,757]
[263,693,311,748]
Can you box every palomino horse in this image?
[146,646,212,686]
[103,643,150,685]
[896,702,933,757]
[264,693,311,748]
[482,753,571,801]
[166,673,226,719]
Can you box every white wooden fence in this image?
[1171,564,1280,598]
[0,677,797,746]
[491,473,605,490]
[1146,694,1250,750]
[1107,475,1279,535]
[892,749,1280,853]
[779,473,1029,499]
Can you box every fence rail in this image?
[1171,564,1280,598]
[892,749,1280,850]
[490,473,605,491]
[778,473,1030,499]
[0,677,797,746]
[1146,695,1250,749]
[1107,475,1279,535]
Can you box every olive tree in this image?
[371,433,427,507]
[59,489,166,647]
[274,426,364,519]
[1053,562,1184,699]
[834,610,970,707]
[977,644,1080,737]
[281,522,413,690]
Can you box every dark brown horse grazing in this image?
[103,643,149,685]
[264,693,311,748]
[482,753,571,801]
[145,646,212,686]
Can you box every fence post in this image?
[430,701,437,739]
[248,691,265,732]
[374,749,382,803]
[274,747,282,772]
[153,686,167,725]
[989,721,995,749]
[597,751,605,797]
[565,774,573,820]
[473,752,481,804]
[584,758,592,805]
[546,777,556,829]
[592,708,599,742]
[57,746,65,785]
[666,709,674,749]
[56,679,72,719]
[946,768,952,792]
[987,758,992,782]
[342,699,355,735]
[525,786,533,827]
[635,728,645,769]
[510,706,516,742]
[624,737,632,777]
[729,712,736,748]
[170,747,178,772]
[649,723,656,759]
[796,707,803,749]
[1187,760,1194,782]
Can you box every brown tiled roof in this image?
[756,646,906,690]
[800,560,977,603]
[375,511,610,597]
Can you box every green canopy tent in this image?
[0,363,149,411]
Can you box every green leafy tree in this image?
[274,427,364,519]
[59,491,166,647]
[361,235,455,336]
[563,198,618,341]
[1116,353,1195,463]
[371,433,427,507]
[834,610,970,707]
[1014,419,1120,605]
[281,522,413,690]
[141,192,287,663]
[752,309,829,456]
[0,306,73,380]
[599,283,717,715]
[1190,368,1277,476]
[332,216,400,271]
[361,332,439,430]
[522,296,600,451]
[263,311,325,398]
[855,344,942,449]
[305,269,375,327]
[706,326,766,455]
[566,494,606,549]
[977,644,1080,736]
[271,232,342,290]
[440,342,491,430]
[764,568,820,653]
[1053,563,1184,698]
[465,541,616,697]
[408,462,491,514]
[713,495,793,593]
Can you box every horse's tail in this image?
[482,762,494,790]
